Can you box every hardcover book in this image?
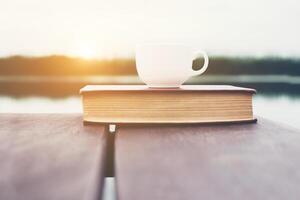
[80,85,256,124]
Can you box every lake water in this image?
[1,93,300,129]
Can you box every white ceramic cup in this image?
[136,44,209,88]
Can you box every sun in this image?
[77,46,97,59]
[70,42,98,59]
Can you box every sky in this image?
[0,0,299,58]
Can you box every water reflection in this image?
[0,96,81,113]
[1,75,300,97]
[253,95,300,129]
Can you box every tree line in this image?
[0,55,299,76]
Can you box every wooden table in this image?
[1,114,300,200]
[0,114,107,200]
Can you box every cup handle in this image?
[190,49,209,76]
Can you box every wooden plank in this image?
[0,114,107,200]
[115,119,300,200]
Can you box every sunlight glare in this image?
[70,42,98,59]
[78,46,97,59]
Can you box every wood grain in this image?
[0,114,107,200]
[115,118,300,200]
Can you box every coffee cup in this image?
[136,44,209,88]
